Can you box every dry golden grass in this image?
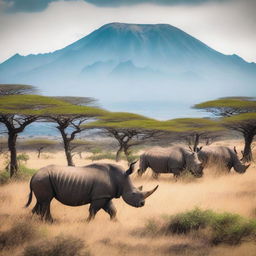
[0,139,256,255]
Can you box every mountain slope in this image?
[0,22,255,118]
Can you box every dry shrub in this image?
[0,221,37,250]
[23,235,91,256]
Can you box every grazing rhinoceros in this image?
[197,146,250,173]
[25,162,158,222]
[137,146,204,179]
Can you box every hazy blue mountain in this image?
[0,22,255,119]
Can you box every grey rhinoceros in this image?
[137,146,204,179]
[197,146,250,173]
[25,162,158,222]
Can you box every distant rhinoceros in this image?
[25,162,158,222]
[137,146,204,179]
[197,146,250,173]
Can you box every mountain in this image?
[0,23,255,119]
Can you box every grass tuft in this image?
[0,221,37,250]
[23,235,91,256]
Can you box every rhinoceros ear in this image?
[125,161,138,176]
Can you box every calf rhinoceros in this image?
[137,146,203,179]
[197,146,250,173]
[25,162,158,222]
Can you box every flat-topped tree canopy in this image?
[161,118,224,133]
[53,96,97,107]
[0,95,106,117]
[194,97,256,117]
[0,84,38,96]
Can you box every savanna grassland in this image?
[1,140,256,256]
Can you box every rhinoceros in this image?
[137,146,204,178]
[197,146,250,173]
[25,162,158,222]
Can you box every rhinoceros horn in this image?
[143,185,159,199]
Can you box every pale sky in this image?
[0,0,255,64]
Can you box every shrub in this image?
[144,208,256,245]
[0,171,9,185]
[17,153,30,163]
[88,152,116,161]
[0,222,37,250]
[23,235,90,256]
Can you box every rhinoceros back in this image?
[35,165,123,206]
[143,146,186,173]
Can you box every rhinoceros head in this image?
[186,151,204,177]
[122,162,158,207]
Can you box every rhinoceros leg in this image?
[87,199,109,222]
[103,200,117,220]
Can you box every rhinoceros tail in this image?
[24,185,33,208]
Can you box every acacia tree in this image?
[194,97,256,162]
[18,138,59,158]
[45,97,106,166]
[222,113,256,162]
[0,94,71,177]
[161,118,224,151]
[88,112,164,162]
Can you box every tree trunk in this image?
[124,146,130,163]
[37,147,44,158]
[116,146,123,162]
[242,132,254,162]
[8,132,18,177]
[193,133,200,152]
[62,137,74,166]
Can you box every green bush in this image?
[144,208,256,245]
[0,165,37,185]
[17,153,30,163]
[0,171,9,185]
[23,235,90,256]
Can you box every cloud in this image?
[1,0,230,13]
[2,0,59,12]
[84,0,229,7]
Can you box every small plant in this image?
[23,235,90,256]
[88,152,117,161]
[0,171,9,185]
[17,153,30,164]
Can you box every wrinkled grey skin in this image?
[137,146,204,179]
[197,146,250,173]
[25,162,158,222]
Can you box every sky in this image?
[0,0,255,64]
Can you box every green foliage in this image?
[0,94,106,116]
[23,235,90,256]
[0,165,37,184]
[144,208,256,245]
[17,153,30,163]
[88,152,117,161]
[0,222,37,250]
[194,97,256,110]
[222,112,256,123]
[0,171,9,185]
[90,147,103,155]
